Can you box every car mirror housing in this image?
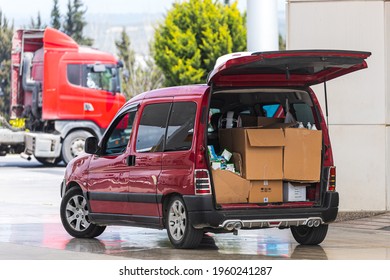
[84,136,99,154]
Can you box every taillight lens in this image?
[327,166,336,192]
[194,169,211,195]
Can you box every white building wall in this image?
[287,0,389,211]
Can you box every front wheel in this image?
[166,196,203,249]
[60,188,106,238]
[290,224,329,245]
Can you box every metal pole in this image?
[247,0,279,51]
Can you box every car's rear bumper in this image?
[183,192,339,230]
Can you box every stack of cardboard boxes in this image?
[212,117,322,204]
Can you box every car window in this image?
[293,103,315,126]
[67,64,118,92]
[86,67,113,91]
[67,64,82,86]
[136,103,171,153]
[103,111,136,155]
[165,102,197,152]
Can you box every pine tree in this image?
[115,28,164,98]
[63,0,74,35]
[153,0,246,86]
[115,28,135,98]
[0,10,13,119]
[50,0,61,30]
[63,0,93,46]
[29,11,46,29]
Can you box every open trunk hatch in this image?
[207,50,371,87]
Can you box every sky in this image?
[0,0,286,55]
[0,0,285,25]
[0,0,247,21]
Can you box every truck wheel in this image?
[166,196,203,249]
[290,224,329,245]
[62,130,93,165]
[60,187,106,238]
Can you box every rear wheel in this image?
[166,196,203,249]
[60,188,106,238]
[62,130,93,165]
[290,224,328,245]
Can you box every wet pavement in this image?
[1,155,390,260]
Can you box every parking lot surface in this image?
[1,155,390,260]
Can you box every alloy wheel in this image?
[168,200,187,241]
[65,194,90,232]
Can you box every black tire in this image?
[62,130,93,165]
[290,224,329,245]
[166,196,203,249]
[35,156,62,166]
[60,188,106,238]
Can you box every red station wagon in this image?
[60,50,371,248]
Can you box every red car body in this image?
[61,50,370,248]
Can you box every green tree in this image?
[29,11,46,29]
[0,10,13,119]
[63,0,93,46]
[153,0,246,86]
[279,34,286,51]
[50,0,62,30]
[115,28,164,98]
[115,28,135,98]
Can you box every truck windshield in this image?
[67,64,121,93]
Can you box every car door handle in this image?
[126,155,136,166]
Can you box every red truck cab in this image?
[10,28,125,164]
[60,50,370,248]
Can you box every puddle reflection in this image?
[0,223,328,259]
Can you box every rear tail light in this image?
[327,166,336,192]
[194,169,212,195]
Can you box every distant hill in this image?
[84,13,163,56]
[85,10,286,56]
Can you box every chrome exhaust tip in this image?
[225,222,235,231]
[307,219,314,227]
[313,219,321,227]
[234,222,242,230]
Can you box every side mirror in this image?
[110,77,118,95]
[84,137,99,154]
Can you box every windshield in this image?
[67,64,121,93]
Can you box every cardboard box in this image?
[283,182,307,202]
[212,169,251,204]
[232,152,242,176]
[219,128,285,180]
[248,180,283,203]
[283,128,322,182]
[240,116,284,128]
